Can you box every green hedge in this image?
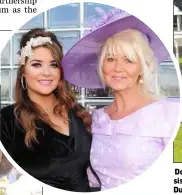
[174,125,182,162]
[179,57,182,64]
[0,188,6,195]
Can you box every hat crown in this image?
[62,7,169,88]
[83,8,131,36]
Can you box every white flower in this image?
[19,36,52,65]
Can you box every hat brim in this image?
[62,15,169,88]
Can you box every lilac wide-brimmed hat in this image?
[62,8,169,88]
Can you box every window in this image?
[174,36,182,72]
[1,3,180,110]
[174,8,182,74]
[20,13,44,29]
[48,4,80,28]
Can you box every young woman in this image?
[1,28,100,192]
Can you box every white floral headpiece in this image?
[19,36,52,65]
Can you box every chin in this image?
[109,84,128,91]
[36,89,56,96]
[112,87,127,92]
[38,92,54,96]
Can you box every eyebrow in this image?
[30,60,56,63]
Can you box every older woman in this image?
[62,8,180,190]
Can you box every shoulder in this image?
[69,104,86,120]
[91,107,110,134]
[1,104,15,120]
[1,104,14,112]
[161,99,180,128]
[154,99,180,120]
[157,98,179,110]
[142,99,180,119]
[1,104,18,136]
[139,99,180,137]
[1,105,16,155]
[72,103,85,111]
[70,104,86,118]
[69,104,90,130]
[91,107,105,122]
[92,107,105,116]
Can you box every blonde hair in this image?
[98,29,163,98]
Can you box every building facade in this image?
[174,5,182,72]
[0,3,180,112]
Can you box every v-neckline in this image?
[43,109,72,137]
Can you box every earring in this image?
[138,73,143,84]
[139,79,144,84]
[21,76,27,90]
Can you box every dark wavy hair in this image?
[14,28,91,148]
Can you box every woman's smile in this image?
[38,79,53,86]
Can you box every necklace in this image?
[40,108,49,114]
[44,108,48,113]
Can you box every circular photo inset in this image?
[0,2,181,192]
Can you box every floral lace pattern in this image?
[19,36,52,65]
[88,99,180,190]
[83,8,130,36]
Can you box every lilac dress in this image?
[88,99,180,190]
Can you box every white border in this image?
[0,0,182,194]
